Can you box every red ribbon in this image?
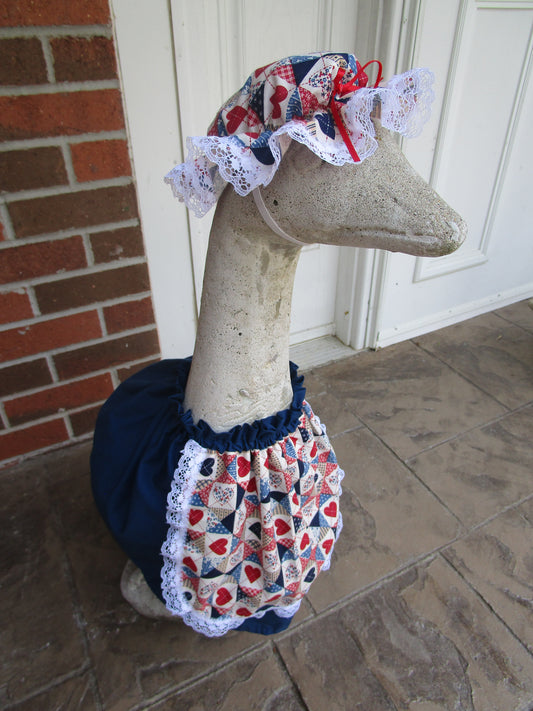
[328,60,383,163]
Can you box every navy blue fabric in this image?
[91,358,305,635]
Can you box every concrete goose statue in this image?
[91,53,466,637]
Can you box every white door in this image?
[169,0,357,347]
[112,0,372,358]
[370,0,533,347]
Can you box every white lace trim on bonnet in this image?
[165,52,434,218]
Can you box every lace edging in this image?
[160,438,304,637]
[302,404,345,573]
[164,68,434,218]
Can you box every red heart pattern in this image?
[226,106,247,134]
[275,518,291,536]
[188,509,203,526]
[324,501,337,518]
[237,456,250,477]
[300,533,310,550]
[269,85,288,119]
[209,538,228,556]
[216,587,232,606]
[322,538,333,555]
[182,556,197,572]
[176,397,341,622]
[245,565,261,583]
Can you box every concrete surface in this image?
[1,300,532,711]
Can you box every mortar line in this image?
[0,130,127,152]
[491,307,533,338]
[348,417,466,531]
[0,260,149,294]
[0,201,16,240]
[0,26,114,39]
[403,399,533,462]
[274,491,533,636]
[272,642,311,711]
[0,79,119,97]
[2,349,156,383]
[439,551,533,660]
[0,291,153,334]
[0,664,94,709]
[47,483,104,710]
[39,35,56,84]
[126,641,270,711]
[0,216,139,244]
[59,138,78,186]
[2,175,132,202]
[412,338,513,412]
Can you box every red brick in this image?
[8,183,138,239]
[69,404,101,436]
[117,357,159,382]
[51,36,117,82]
[35,263,150,314]
[71,139,131,182]
[0,359,52,398]
[104,296,154,334]
[0,236,86,284]
[0,37,47,86]
[0,0,110,27]
[0,90,124,142]
[5,372,113,426]
[54,328,160,379]
[0,311,101,363]
[0,147,68,192]
[0,419,68,462]
[0,290,34,324]
[90,226,145,263]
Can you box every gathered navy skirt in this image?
[91,359,343,637]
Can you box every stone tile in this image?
[306,388,362,438]
[416,311,533,409]
[443,497,533,654]
[43,437,315,709]
[409,405,533,527]
[494,298,533,334]
[0,467,87,705]
[277,611,397,711]
[152,646,305,711]
[45,462,270,709]
[300,367,328,399]
[45,460,129,623]
[318,341,505,460]
[337,556,533,711]
[42,440,93,482]
[86,612,268,711]
[85,593,313,710]
[307,427,461,611]
[6,673,98,710]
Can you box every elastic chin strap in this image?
[252,188,307,247]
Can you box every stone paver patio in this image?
[1,300,532,710]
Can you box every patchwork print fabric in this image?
[165,51,434,217]
[161,401,343,637]
[207,53,362,165]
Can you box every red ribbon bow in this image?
[329,60,383,163]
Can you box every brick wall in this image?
[0,1,161,466]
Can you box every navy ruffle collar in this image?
[171,360,306,453]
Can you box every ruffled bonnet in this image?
[165,52,434,218]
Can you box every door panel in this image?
[374,0,533,346]
[169,0,359,345]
